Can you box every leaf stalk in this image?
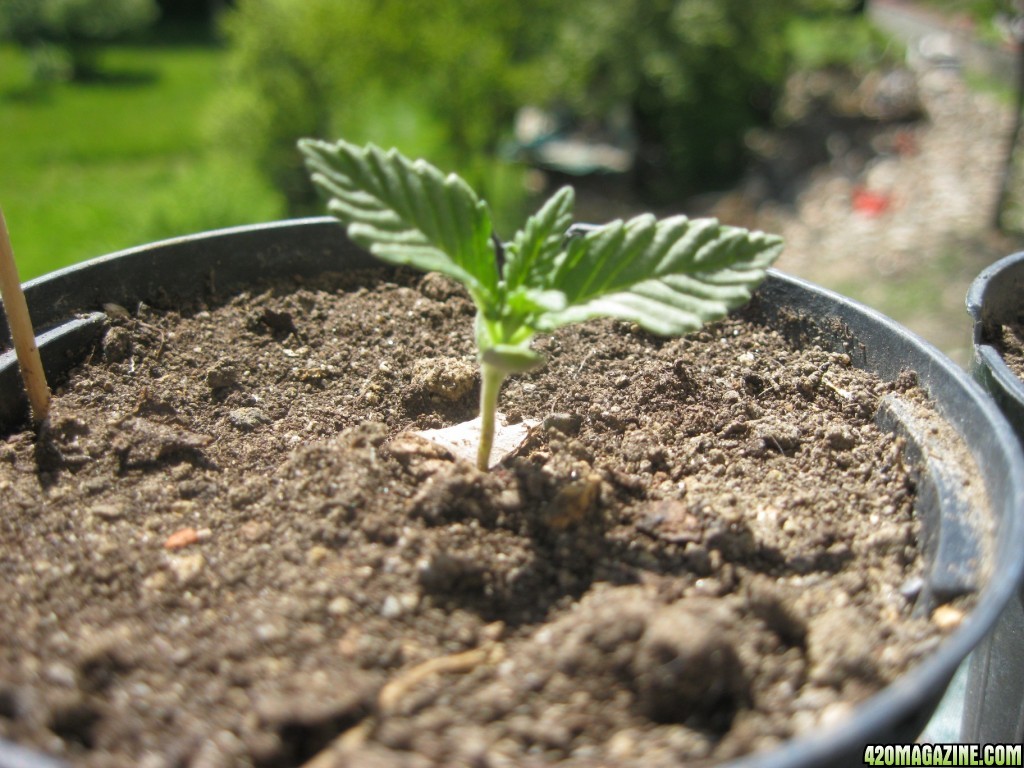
[476,360,506,471]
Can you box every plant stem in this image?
[0,206,50,425]
[476,360,506,471]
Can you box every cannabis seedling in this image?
[299,139,783,470]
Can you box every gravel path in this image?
[569,12,1022,368]
[758,20,1023,368]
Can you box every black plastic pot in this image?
[2,219,1023,767]
[962,251,1024,744]
[967,251,1024,441]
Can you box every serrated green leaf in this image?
[299,138,499,307]
[504,186,575,290]
[537,214,782,335]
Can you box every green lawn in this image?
[0,35,285,280]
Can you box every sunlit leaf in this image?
[536,214,782,335]
[299,138,499,307]
[503,185,575,291]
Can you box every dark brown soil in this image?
[0,268,963,768]
[995,319,1024,381]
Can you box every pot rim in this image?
[967,250,1024,401]
[965,250,1024,332]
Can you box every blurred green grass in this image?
[0,36,285,280]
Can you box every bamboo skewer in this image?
[0,206,50,425]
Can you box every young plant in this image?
[299,139,783,470]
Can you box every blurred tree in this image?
[548,0,862,197]
[383,0,562,159]
[213,0,561,213]
[994,1,1024,230]
[154,0,229,21]
[213,0,343,208]
[0,0,159,80]
[215,0,873,212]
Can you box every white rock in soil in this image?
[167,552,206,586]
[327,596,354,616]
[380,592,419,619]
[89,503,125,521]
[227,407,272,432]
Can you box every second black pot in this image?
[963,251,1024,744]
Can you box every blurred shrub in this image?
[786,13,900,75]
[915,0,1021,47]
[0,0,160,80]
[213,0,559,215]
[138,156,286,244]
[548,0,866,197]
[211,0,354,209]
[215,0,886,210]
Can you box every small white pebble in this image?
[327,597,354,616]
[932,605,965,630]
[380,595,403,619]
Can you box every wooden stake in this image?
[0,206,50,425]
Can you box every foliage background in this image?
[212,0,866,214]
[0,0,160,79]
[0,0,1013,342]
